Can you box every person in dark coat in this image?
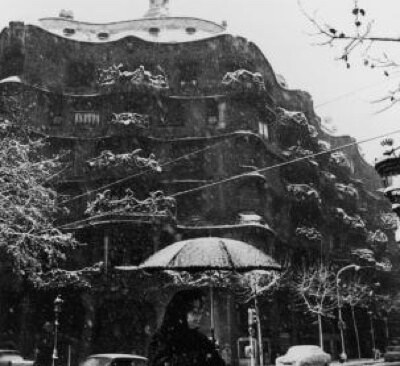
[148,289,225,366]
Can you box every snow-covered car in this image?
[275,345,331,366]
[0,350,34,366]
[80,354,147,366]
[384,345,400,362]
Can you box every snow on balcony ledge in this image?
[382,184,400,195]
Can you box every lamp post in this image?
[367,284,380,358]
[51,295,63,366]
[248,308,257,366]
[336,264,360,362]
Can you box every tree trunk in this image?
[351,306,361,359]
[79,293,96,361]
[318,313,324,350]
[384,318,389,349]
[19,292,31,355]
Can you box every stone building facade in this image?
[0,1,397,365]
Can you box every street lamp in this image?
[247,308,257,366]
[51,295,63,366]
[367,283,380,359]
[336,264,360,362]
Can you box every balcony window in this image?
[49,94,63,125]
[74,111,100,126]
[206,99,219,126]
[258,121,269,139]
[178,61,199,89]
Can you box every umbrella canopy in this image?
[117,237,281,344]
[117,237,281,272]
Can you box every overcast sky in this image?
[1,0,400,164]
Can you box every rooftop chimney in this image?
[59,9,74,20]
[144,0,170,18]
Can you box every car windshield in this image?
[0,351,20,356]
[81,357,147,366]
[287,346,321,355]
[112,359,147,366]
[0,355,24,362]
[81,357,112,366]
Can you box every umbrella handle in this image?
[210,286,215,343]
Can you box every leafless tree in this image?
[293,263,337,350]
[374,293,395,346]
[300,0,400,111]
[341,277,371,359]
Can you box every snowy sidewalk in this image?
[330,359,376,366]
[330,358,397,366]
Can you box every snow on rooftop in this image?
[36,15,226,44]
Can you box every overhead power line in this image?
[60,76,400,205]
[170,128,399,198]
[61,135,240,205]
[315,75,400,108]
[58,127,400,231]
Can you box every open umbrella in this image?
[117,237,281,340]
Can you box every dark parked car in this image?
[80,354,147,366]
[384,346,400,362]
[0,350,34,366]
[276,346,331,366]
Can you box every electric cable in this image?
[58,127,400,230]
[61,135,240,205]
[315,74,400,108]
[47,76,400,204]
[170,128,400,198]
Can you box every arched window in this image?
[206,99,219,126]
[178,60,199,89]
